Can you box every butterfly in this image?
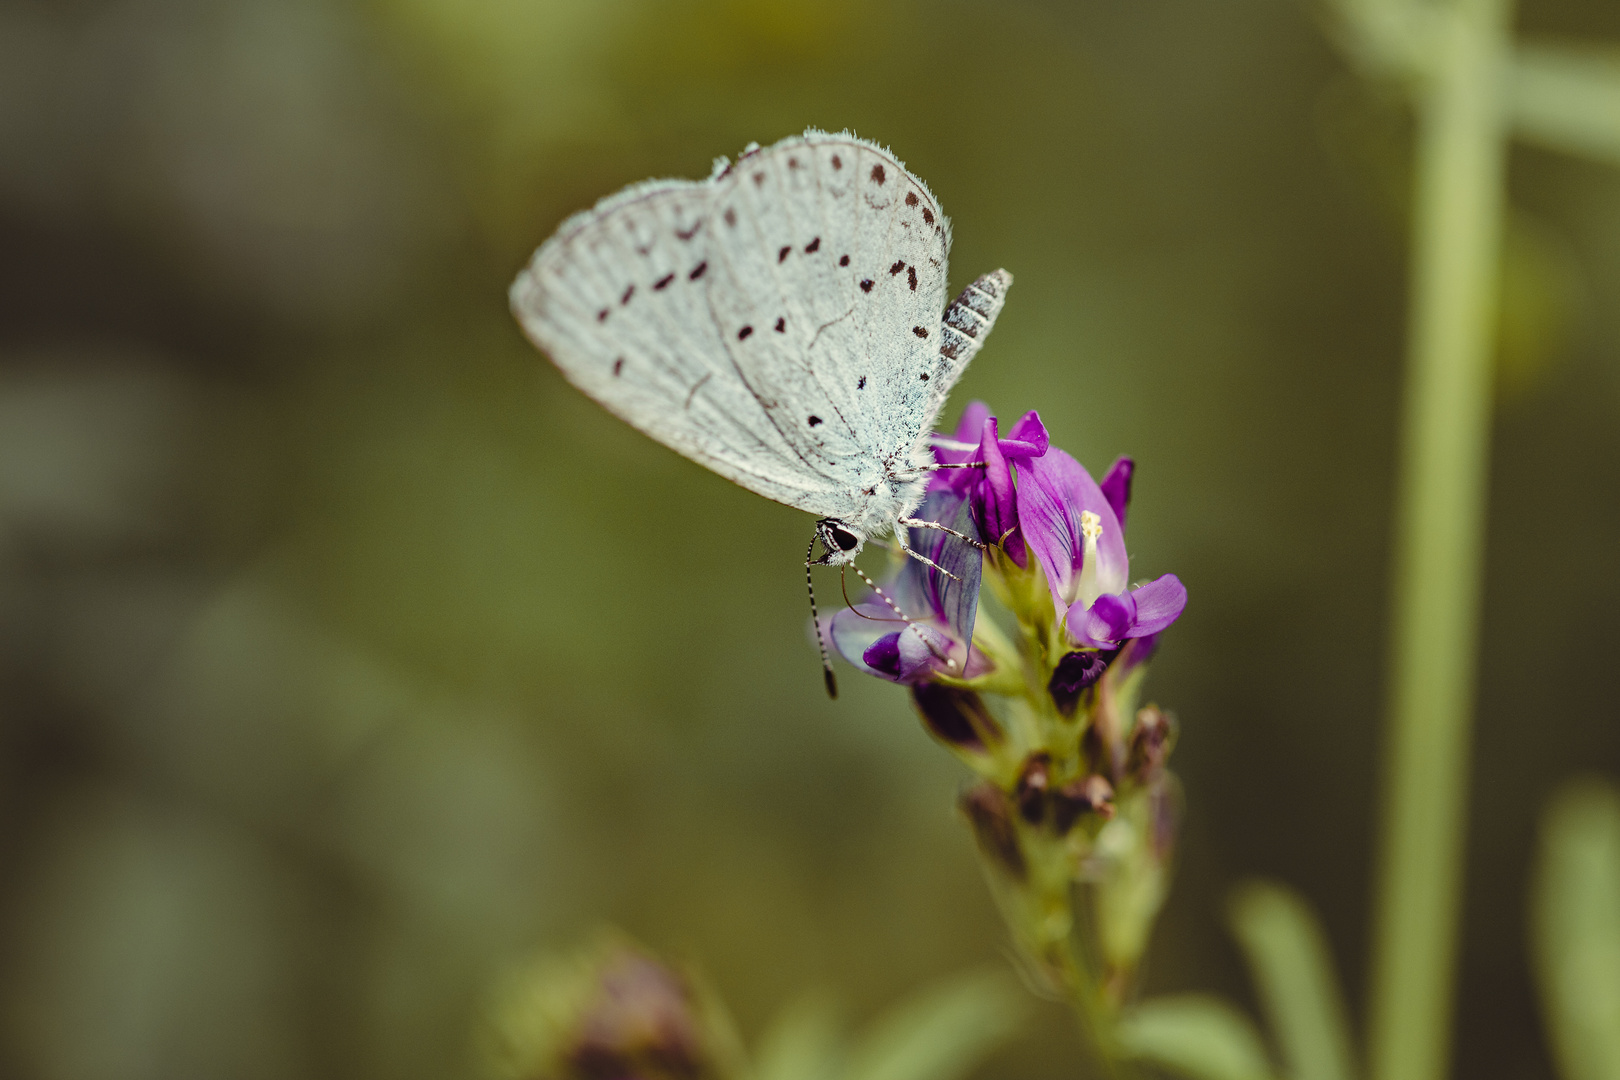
[510,130,1012,694]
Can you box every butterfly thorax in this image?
[812,451,931,566]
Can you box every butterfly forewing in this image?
[511,131,965,525]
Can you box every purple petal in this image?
[903,490,982,643]
[896,623,951,681]
[1126,573,1187,636]
[973,417,1024,566]
[1014,449,1129,609]
[829,603,909,678]
[929,402,993,492]
[863,632,904,677]
[1073,591,1135,648]
[1100,456,1134,530]
[1002,410,1050,458]
[952,401,992,446]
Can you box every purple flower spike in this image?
[1016,449,1129,611]
[828,491,990,685]
[1069,574,1188,649]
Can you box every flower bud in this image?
[1016,753,1052,824]
[1048,650,1111,717]
[912,683,1004,754]
[484,935,741,1080]
[1127,705,1175,782]
[960,781,1026,880]
[1052,775,1115,833]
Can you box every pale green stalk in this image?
[1366,2,1511,1079]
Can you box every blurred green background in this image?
[2,1,1619,1078]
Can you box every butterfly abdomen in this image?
[941,270,1013,362]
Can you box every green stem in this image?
[1367,3,1511,1079]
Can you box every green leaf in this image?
[755,992,845,1080]
[843,970,1026,1080]
[1531,780,1620,1080]
[1117,995,1277,1080]
[1228,881,1357,1080]
[1511,42,1620,168]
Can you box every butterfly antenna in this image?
[806,536,838,698]
[842,567,900,622]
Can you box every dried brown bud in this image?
[1127,706,1175,781]
[1052,774,1116,833]
[959,781,1026,879]
[1016,753,1052,824]
[484,936,741,1080]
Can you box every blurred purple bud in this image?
[1048,650,1114,716]
[912,683,1003,753]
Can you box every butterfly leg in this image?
[898,517,989,551]
[896,539,964,582]
[847,564,958,671]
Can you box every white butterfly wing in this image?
[510,130,997,522]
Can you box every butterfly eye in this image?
[832,527,860,552]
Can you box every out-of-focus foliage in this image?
[482,935,1023,1080]
[1531,780,1620,1080]
[4,1,1620,1079]
[1121,881,1352,1080]
[1117,995,1275,1080]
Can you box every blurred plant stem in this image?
[1365,2,1511,1080]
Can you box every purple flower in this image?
[930,403,1049,567]
[828,491,991,684]
[1016,449,1186,649]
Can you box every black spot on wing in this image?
[808,415,822,427]
[774,317,785,332]
[907,266,917,291]
[889,260,905,275]
[906,192,918,206]
[920,373,930,381]
[857,376,866,390]
[613,358,624,376]
[597,308,609,322]
[804,237,820,253]
[860,279,874,293]
[689,261,707,280]
[738,325,754,340]
[831,154,842,169]
[654,273,674,290]
[621,285,634,305]
[913,326,928,338]
[779,245,791,263]
[923,208,935,225]
[870,164,886,184]
[839,254,850,267]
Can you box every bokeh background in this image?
[2,1,1619,1078]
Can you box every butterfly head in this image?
[813,518,866,567]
